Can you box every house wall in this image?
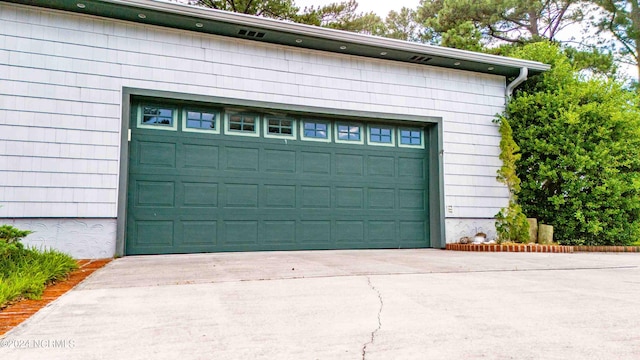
[0,3,508,257]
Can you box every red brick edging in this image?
[446,243,573,253]
[573,245,640,253]
[445,244,640,253]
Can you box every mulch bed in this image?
[0,258,112,336]
[446,243,640,253]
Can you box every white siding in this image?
[0,3,508,220]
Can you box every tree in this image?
[189,0,386,35]
[187,0,299,20]
[562,46,619,78]
[416,0,588,46]
[593,0,640,80]
[384,7,422,42]
[439,21,485,51]
[505,42,640,245]
[296,0,386,35]
[413,0,619,77]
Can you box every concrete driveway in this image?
[1,249,639,359]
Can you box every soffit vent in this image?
[238,29,266,38]
[409,55,432,63]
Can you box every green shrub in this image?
[0,225,32,259]
[0,225,33,244]
[505,42,640,246]
[0,225,77,308]
[496,201,530,244]
[494,116,530,243]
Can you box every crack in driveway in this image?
[361,276,383,360]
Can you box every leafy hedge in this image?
[505,43,640,246]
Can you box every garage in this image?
[126,98,431,254]
[0,0,551,258]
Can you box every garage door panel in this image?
[301,186,331,208]
[335,187,364,209]
[398,157,425,178]
[183,182,218,207]
[181,220,218,245]
[264,149,296,173]
[184,144,219,170]
[223,221,259,245]
[368,188,396,209]
[336,221,365,243]
[335,154,364,176]
[264,185,296,208]
[135,181,175,207]
[367,156,395,177]
[368,221,397,243]
[400,221,427,242]
[262,221,296,244]
[299,221,331,243]
[134,220,174,246]
[301,152,331,175]
[136,141,177,168]
[399,189,426,210]
[224,184,259,208]
[225,147,260,171]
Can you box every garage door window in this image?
[368,126,395,147]
[301,121,331,143]
[138,105,177,131]
[183,110,220,134]
[335,123,364,144]
[265,117,296,139]
[399,128,424,149]
[225,113,260,137]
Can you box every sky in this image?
[294,0,421,17]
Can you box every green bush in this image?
[496,201,530,244]
[505,42,640,246]
[0,225,31,258]
[0,224,32,244]
[0,225,77,308]
[494,117,530,243]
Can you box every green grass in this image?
[0,246,78,309]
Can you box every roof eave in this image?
[114,0,550,74]
[4,0,551,76]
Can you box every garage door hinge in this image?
[128,129,131,142]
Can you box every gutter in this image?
[506,67,528,101]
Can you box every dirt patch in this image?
[0,258,112,336]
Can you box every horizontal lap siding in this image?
[0,3,507,219]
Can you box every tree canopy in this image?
[188,0,300,20]
[383,7,421,41]
[188,0,386,34]
[415,0,588,45]
[593,0,640,79]
[296,0,385,34]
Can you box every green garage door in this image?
[126,100,430,255]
